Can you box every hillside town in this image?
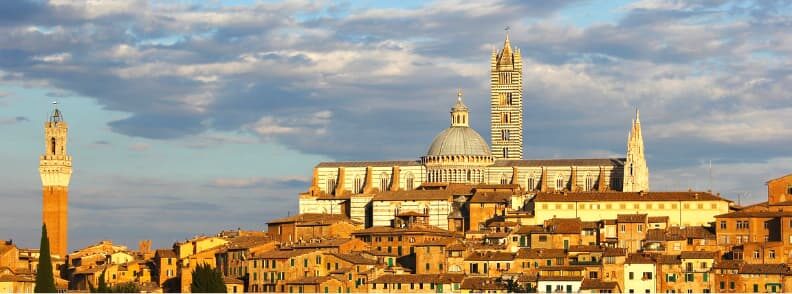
[3,173,792,293]
[2,32,790,293]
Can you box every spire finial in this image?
[635,108,641,123]
[457,89,463,101]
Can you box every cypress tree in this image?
[96,270,111,293]
[190,264,226,293]
[34,224,56,293]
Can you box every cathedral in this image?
[298,33,650,229]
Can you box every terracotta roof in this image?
[617,214,647,223]
[290,238,358,249]
[373,190,453,201]
[352,225,455,236]
[328,253,378,265]
[768,200,792,206]
[465,251,515,261]
[580,279,619,290]
[225,236,274,250]
[492,158,624,167]
[648,216,669,223]
[514,225,543,235]
[254,249,313,259]
[680,251,718,260]
[568,245,604,253]
[285,276,335,285]
[648,226,716,241]
[534,191,730,202]
[316,160,421,168]
[461,277,507,290]
[470,191,512,203]
[625,254,655,264]
[267,213,357,225]
[654,255,681,265]
[544,218,582,234]
[715,210,792,218]
[538,276,584,281]
[739,264,791,275]
[371,274,465,284]
[414,238,459,247]
[515,248,568,259]
[714,260,742,269]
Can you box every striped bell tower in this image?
[39,104,72,258]
[490,29,523,160]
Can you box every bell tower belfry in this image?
[490,29,523,160]
[39,103,72,258]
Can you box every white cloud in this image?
[34,52,71,63]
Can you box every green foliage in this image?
[190,264,226,293]
[95,270,111,293]
[111,283,140,293]
[34,224,57,293]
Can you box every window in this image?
[770,250,776,259]
[405,173,414,190]
[556,176,564,190]
[380,173,390,191]
[538,236,548,242]
[720,281,725,289]
[638,224,643,232]
[585,175,594,191]
[353,176,363,193]
[788,185,792,195]
[502,147,508,158]
[620,225,626,233]
[753,250,760,259]
[642,272,652,280]
[501,129,510,140]
[685,273,693,282]
[720,221,726,229]
[629,272,634,280]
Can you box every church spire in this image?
[623,108,649,192]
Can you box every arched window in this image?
[501,113,510,123]
[404,172,414,191]
[526,176,535,191]
[501,129,509,141]
[380,173,390,191]
[556,176,564,191]
[585,174,594,191]
[51,137,56,155]
[326,178,336,194]
[449,265,462,272]
[500,174,509,185]
[502,147,508,158]
[354,176,363,194]
[507,92,513,105]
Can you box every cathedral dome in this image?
[426,126,491,157]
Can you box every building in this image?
[298,34,650,220]
[39,105,72,258]
[266,213,362,243]
[532,191,732,227]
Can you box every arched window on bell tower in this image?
[51,137,57,155]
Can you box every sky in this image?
[0,0,790,251]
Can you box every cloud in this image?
[0,0,790,248]
[0,116,29,125]
[208,176,310,189]
[128,142,150,152]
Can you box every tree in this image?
[34,224,56,293]
[190,264,226,293]
[111,283,140,293]
[95,270,111,293]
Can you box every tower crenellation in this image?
[39,105,71,258]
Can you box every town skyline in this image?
[1,0,791,252]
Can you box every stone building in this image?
[39,105,72,258]
[298,34,651,219]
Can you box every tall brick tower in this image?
[490,30,523,160]
[39,104,71,257]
